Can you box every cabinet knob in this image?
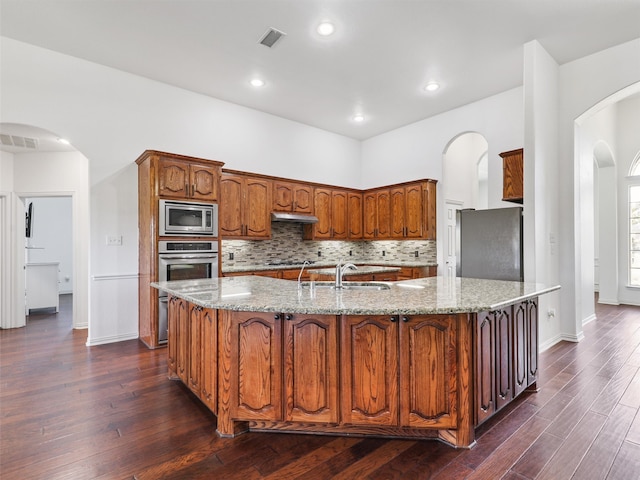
[285,314,293,321]
[274,314,281,320]
[390,316,398,322]
[402,316,409,322]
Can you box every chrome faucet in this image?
[335,260,357,288]
[298,260,310,287]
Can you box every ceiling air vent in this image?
[259,27,286,48]
[0,134,39,149]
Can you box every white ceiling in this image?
[1,0,640,146]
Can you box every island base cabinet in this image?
[341,314,459,431]
[218,310,339,434]
[225,311,282,422]
[340,315,399,426]
[167,295,218,412]
[475,298,538,426]
[400,315,458,430]
[285,314,339,423]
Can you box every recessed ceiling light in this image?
[352,114,365,123]
[424,82,440,92]
[317,22,335,36]
[57,138,70,145]
[250,78,265,87]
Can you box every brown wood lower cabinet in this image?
[341,314,457,430]
[167,295,218,414]
[475,298,538,426]
[167,296,539,448]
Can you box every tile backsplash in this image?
[221,222,436,268]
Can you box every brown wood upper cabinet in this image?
[220,173,271,239]
[501,148,523,204]
[364,180,436,240]
[363,189,391,239]
[272,181,314,214]
[391,184,423,238]
[158,157,220,201]
[303,188,349,239]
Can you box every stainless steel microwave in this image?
[159,200,218,236]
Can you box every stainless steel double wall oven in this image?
[156,199,219,344]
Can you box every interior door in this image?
[445,201,462,277]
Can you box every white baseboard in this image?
[86,332,139,346]
[540,334,562,352]
[598,298,620,305]
[582,313,597,326]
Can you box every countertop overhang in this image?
[151,276,560,316]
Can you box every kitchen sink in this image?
[299,281,390,291]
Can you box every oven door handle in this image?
[158,253,218,261]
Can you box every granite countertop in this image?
[223,260,437,274]
[151,276,560,316]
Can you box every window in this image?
[630,186,640,285]
[629,152,640,286]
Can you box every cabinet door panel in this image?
[158,159,189,198]
[313,188,333,238]
[244,178,271,238]
[475,312,495,425]
[348,192,363,239]
[272,181,294,212]
[220,175,243,236]
[230,312,282,421]
[526,299,539,385]
[376,190,391,238]
[188,305,202,396]
[513,303,528,397]
[341,315,398,426]
[405,184,423,238]
[177,297,189,384]
[200,308,217,413]
[285,314,338,423]
[190,163,218,201]
[363,192,377,239]
[495,308,513,410]
[332,190,348,239]
[390,188,406,238]
[293,185,313,214]
[400,315,457,429]
[167,296,180,376]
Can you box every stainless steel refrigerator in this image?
[456,207,523,281]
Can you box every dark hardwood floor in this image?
[1,294,639,479]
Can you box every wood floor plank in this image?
[606,440,640,480]
[536,410,607,480]
[1,294,638,480]
[571,404,637,480]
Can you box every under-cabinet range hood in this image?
[270,212,319,224]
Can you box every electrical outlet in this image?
[382,251,386,257]
[106,235,122,246]
[349,250,353,256]
[414,251,419,258]
[228,252,234,260]
[317,251,322,257]
[547,308,556,319]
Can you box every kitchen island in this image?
[152,275,559,448]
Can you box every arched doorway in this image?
[0,123,89,332]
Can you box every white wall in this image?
[523,41,561,348]
[25,196,74,294]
